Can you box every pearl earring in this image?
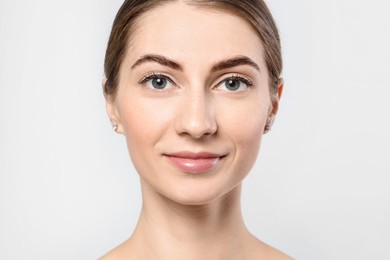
[110,119,118,132]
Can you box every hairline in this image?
[120,1,268,81]
[105,0,280,99]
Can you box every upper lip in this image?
[164,151,225,159]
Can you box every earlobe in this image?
[277,78,284,100]
[103,78,122,134]
[106,97,123,134]
[264,79,284,134]
[111,121,118,132]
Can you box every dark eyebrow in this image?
[131,54,259,73]
[211,56,260,72]
[131,54,183,71]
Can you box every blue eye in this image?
[151,77,168,89]
[225,79,245,91]
[216,76,253,92]
[140,73,174,90]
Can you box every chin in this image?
[168,192,220,206]
[158,179,241,206]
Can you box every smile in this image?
[164,151,225,174]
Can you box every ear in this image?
[265,79,284,133]
[102,78,123,134]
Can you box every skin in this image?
[102,2,289,260]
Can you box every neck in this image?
[131,182,249,259]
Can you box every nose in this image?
[174,91,217,139]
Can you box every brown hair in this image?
[104,0,282,98]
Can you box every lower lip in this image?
[166,156,221,173]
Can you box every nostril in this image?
[175,113,217,138]
[174,93,217,138]
[179,121,217,139]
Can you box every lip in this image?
[164,151,225,174]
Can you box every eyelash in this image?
[139,72,175,85]
[138,72,254,89]
[215,74,254,88]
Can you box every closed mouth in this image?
[164,151,226,173]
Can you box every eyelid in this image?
[138,72,253,90]
[138,72,176,85]
[214,73,254,88]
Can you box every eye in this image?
[215,75,253,92]
[139,73,174,90]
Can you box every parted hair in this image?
[104,0,282,98]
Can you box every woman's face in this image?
[107,2,280,205]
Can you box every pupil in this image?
[226,79,239,90]
[152,78,166,89]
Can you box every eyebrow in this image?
[130,54,260,72]
[211,56,260,72]
[131,54,183,71]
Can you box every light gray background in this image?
[1,0,389,259]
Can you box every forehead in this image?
[126,2,265,67]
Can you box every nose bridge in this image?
[175,87,217,138]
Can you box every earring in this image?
[265,125,271,132]
[110,119,118,132]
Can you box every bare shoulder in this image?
[99,239,135,260]
[99,250,118,260]
[261,245,294,260]
[99,246,123,260]
[246,235,294,260]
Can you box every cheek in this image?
[216,98,268,172]
[118,100,163,181]
[118,97,174,157]
[217,97,268,143]
[234,113,265,165]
